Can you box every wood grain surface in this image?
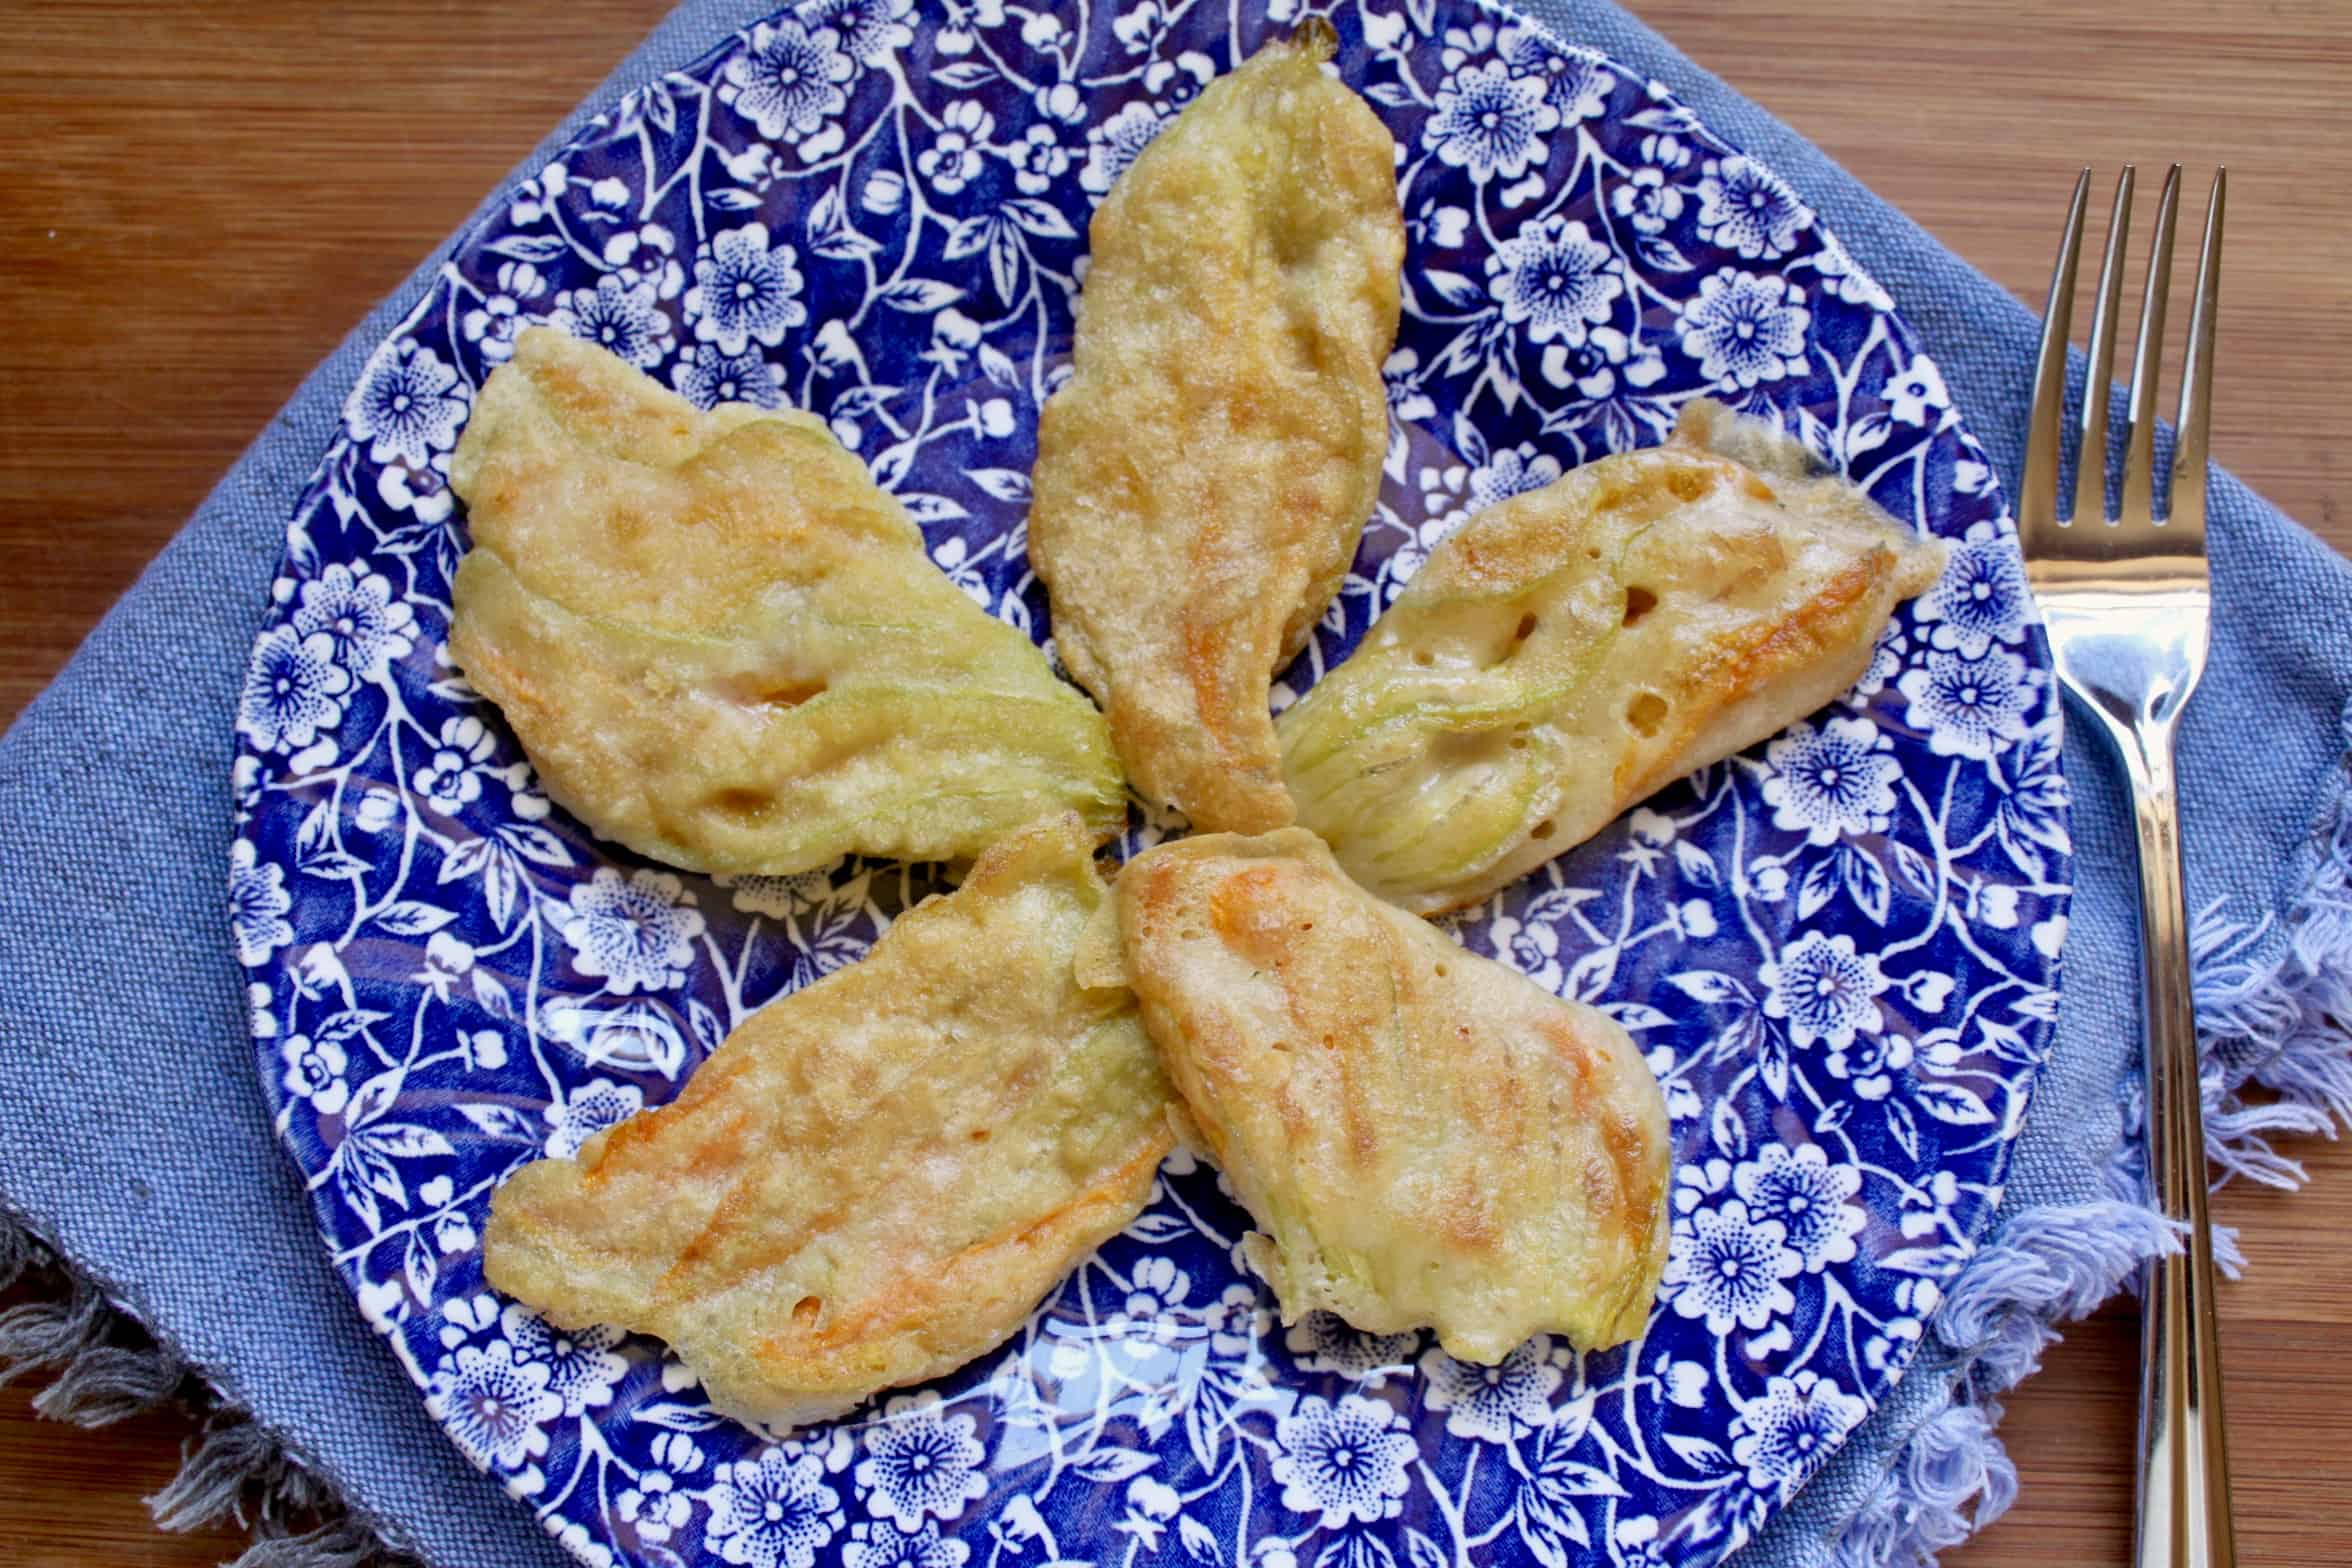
[0,2,2345,1565]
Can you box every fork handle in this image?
[2120,721,2237,1568]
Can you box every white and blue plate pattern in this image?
[230,4,2070,1567]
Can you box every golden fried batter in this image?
[483,814,1175,1430]
[1029,24,1404,833]
[449,328,1123,876]
[1279,399,1947,913]
[1114,829,1670,1361]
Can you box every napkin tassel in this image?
[149,1410,330,1530]
[0,1206,413,1568]
[0,1269,178,1424]
[148,1411,407,1568]
[2187,699,2352,1202]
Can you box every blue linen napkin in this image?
[2,3,2346,1565]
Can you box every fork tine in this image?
[2020,168,2090,549]
[2071,167,2134,525]
[2168,169,2225,545]
[2117,165,2182,528]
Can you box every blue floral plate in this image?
[230,4,2069,1567]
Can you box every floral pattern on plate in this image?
[231,3,2069,1566]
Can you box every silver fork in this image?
[2020,165,2233,1568]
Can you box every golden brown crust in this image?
[1029,29,1404,832]
[482,814,1176,1429]
[1113,829,1671,1361]
[1277,398,1948,913]
[447,328,1124,876]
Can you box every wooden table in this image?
[1,2,2345,1563]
